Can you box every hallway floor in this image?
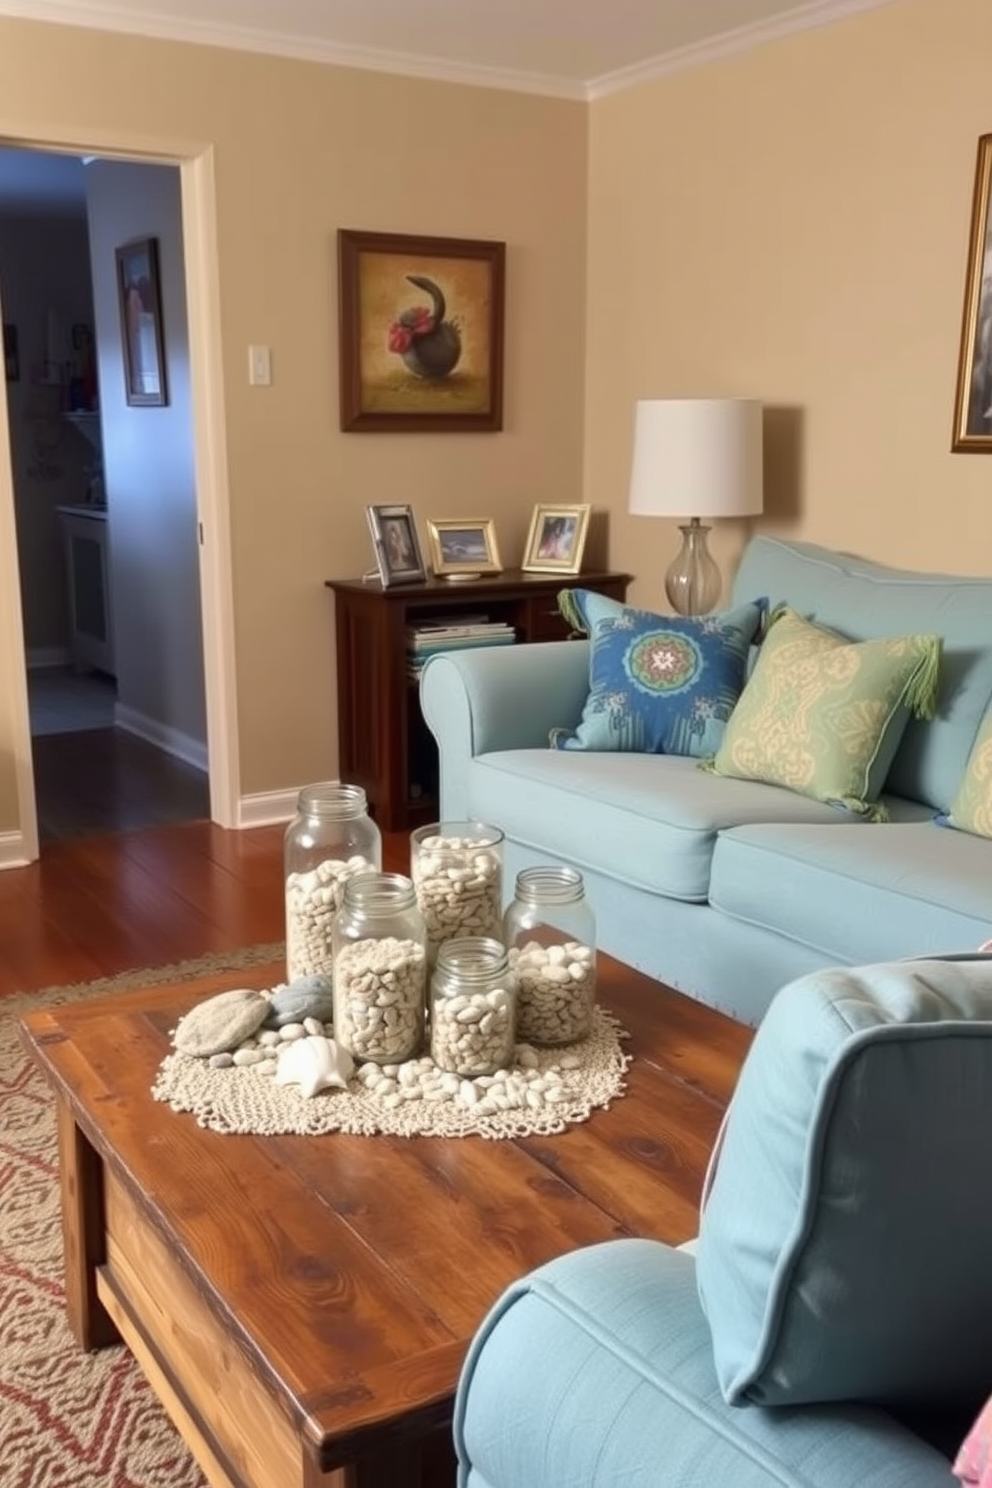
[27,667,209,843]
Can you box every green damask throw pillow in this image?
[943,708,992,837]
[705,606,941,820]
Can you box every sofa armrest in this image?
[419,641,590,819]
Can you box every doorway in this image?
[0,130,239,863]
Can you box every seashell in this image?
[273,1035,354,1098]
[174,989,269,1057]
[264,974,335,1029]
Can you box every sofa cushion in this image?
[455,1239,958,1488]
[710,814,992,965]
[551,590,765,757]
[696,958,992,1411]
[706,607,940,821]
[943,703,992,838]
[730,538,992,811]
[464,751,850,902]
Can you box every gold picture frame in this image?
[338,229,505,433]
[952,133,992,452]
[520,503,591,576]
[426,519,502,578]
[366,503,427,587]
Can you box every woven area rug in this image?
[0,944,282,1488]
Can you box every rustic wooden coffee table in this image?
[20,954,751,1488]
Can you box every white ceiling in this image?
[0,0,902,98]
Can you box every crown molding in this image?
[0,0,905,102]
[586,0,904,99]
[0,1,586,100]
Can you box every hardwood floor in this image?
[0,820,410,998]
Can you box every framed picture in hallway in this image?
[952,133,992,451]
[115,236,168,407]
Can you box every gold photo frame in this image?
[426,519,502,578]
[366,504,427,587]
[952,133,992,452]
[520,503,591,576]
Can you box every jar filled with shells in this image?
[283,782,381,983]
[331,871,426,1065]
[430,936,517,1077]
[503,866,596,1046]
[410,821,504,964]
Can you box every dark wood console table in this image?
[326,568,631,831]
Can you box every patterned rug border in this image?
[1,942,286,1018]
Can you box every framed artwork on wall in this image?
[115,236,167,407]
[338,229,505,433]
[426,518,502,578]
[952,133,992,452]
[366,503,428,587]
[521,503,591,576]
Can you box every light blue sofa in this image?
[420,537,992,1024]
[452,956,992,1488]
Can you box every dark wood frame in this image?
[114,236,167,407]
[952,134,992,452]
[338,229,505,433]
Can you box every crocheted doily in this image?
[151,1006,631,1140]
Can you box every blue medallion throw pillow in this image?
[551,591,767,756]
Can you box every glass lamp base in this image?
[664,519,722,616]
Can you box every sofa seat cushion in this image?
[731,538,992,812]
[697,958,992,1410]
[465,751,850,902]
[709,813,992,963]
[454,1238,957,1488]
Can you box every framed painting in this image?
[338,229,505,433]
[115,237,167,407]
[426,518,502,578]
[952,133,992,451]
[366,503,428,587]
[521,503,591,576]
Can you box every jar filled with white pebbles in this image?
[504,866,596,1046]
[430,936,518,1077]
[332,871,427,1064]
[284,782,382,982]
[410,821,504,963]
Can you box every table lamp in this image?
[627,398,763,615]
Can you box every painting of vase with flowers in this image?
[338,229,505,432]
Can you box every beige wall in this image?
[587,0,992,610]
[0,17,588,834]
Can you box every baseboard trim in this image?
[0,830,33,869]
[114,704,208,773]
[237,789,299,829]
[27,647,73,670]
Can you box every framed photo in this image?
[426,519,502,578]
[115,236,167,407]
[366,503,427,587]
[338,229,505,433]
[952,133,992,451]
[521,503,591,576]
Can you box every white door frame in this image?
[0,120,239,857]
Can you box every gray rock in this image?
[173,989,270,1056]
[264,974,334,1029]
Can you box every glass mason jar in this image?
[410,821,505,964]
[283,782,382,983]
[430,936,517,1077]
[503,866,596,1045]
[331,872,426,1065]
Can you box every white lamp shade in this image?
[628,398,764,520]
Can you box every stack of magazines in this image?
[406,617,516,680]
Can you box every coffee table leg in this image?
[56,1098,119,1350]
[306,1428,457,1488]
